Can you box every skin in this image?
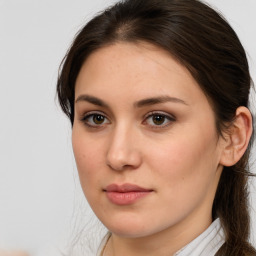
[72,42,251,256]
[0,250,29,256]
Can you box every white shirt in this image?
[174,218,225,256]
[97,218,225,256]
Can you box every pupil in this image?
[93,115,104,124]
[153,115,165,125]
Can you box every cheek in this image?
[142,131,220,224]
[72,128,105,189]
[146,126,219,192]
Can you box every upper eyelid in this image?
[80,112,110,128]
[81,110,109,119]
[80,110,174,118]
[142,112,176,130]
[143,111,176,120]
[79,110,176,124]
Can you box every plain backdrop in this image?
[0,0,255,255]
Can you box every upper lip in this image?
[104,183,153,192]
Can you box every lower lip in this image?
[105,191,152,205]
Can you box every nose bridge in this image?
[106,121,141,171]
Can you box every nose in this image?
[106,125,142,171]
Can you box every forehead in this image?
[75,42,207,107]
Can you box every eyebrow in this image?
[75,94,108,107]
[134,96,188,108]
[75,94,188,108]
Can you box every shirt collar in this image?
[174,218,225,256]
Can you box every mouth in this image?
[103,183,153,205]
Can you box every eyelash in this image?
[80,111,176,129]
[80,111,110,129]
[143,111,176,129]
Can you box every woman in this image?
[57,0,256,255]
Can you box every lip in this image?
[104,183,153,205]
[105,183,153,192]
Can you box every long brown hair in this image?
[57,0,256,255]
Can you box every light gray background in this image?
[0,0,255,255]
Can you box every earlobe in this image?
[219,106,253,167]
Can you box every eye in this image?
[81,112,110,128]
[143,112,175,128]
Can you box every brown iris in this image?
[93,114,105,124]
[152,115,166,125]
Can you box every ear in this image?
[219,106,253,167]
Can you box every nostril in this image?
[107,162,135,171]
[106,150,142,171]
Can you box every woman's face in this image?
[72,42,225,239]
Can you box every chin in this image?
[101,217,149,238]
[109,227,152,238]
[102,217,167,239]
